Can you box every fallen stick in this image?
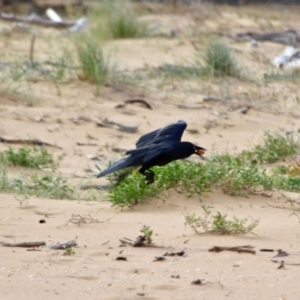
[208,245,256,255]
[0,136,62,149]
[1,241,46,248]
[96,119,138,134]
[47,236,77,250]
[0,11,76,28]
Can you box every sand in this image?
[1,3,300,300]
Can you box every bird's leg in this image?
[139,167,155,185]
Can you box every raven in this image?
[97,120,206,184]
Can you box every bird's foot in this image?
[144,171,155,185]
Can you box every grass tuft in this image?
[185,206,259,235]
[201,41,242,78]
[75,36,110,89]
[1,147,59,170]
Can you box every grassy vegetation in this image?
[201,41,242,78]
[185,206,259,235]
[1,147,59,170]
[0,148,86,200]
[129,40,244,89]
[105,131,300,208]
[75,36,110,88]
[88,0,149,40]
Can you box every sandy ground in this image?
[1,3,300,300]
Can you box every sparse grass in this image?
[201,41,242,78]
[140,225,154,245]
[1,147,59,170]
[0,156,82,200]
[185,206,259,235]
[75,35,110,91]
[88,0,150,40]
[104,132,300,208]
[240,132,299,164]
[12,175,78,200]
[108,10,149,39]
[128,40,244,88]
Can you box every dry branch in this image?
[208,245,256,254]
[0,11,76,28]
[0,136,62,149]
[1,241,46,248]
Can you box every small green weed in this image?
[64,246,76,256]
[75,35,110,92]
[185,206,259,235]
[140,225,153,245]
[108,10,149,39]
[13,175,78,200]
[2,147,59,170]
[241,132,299,164]
[201,41,242,78]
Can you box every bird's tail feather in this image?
[97,157,132,178]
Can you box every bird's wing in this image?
[136,120,187,148]
[142,144,175,164]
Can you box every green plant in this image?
[241,132,299,164]
[185,206,259,235]
[2,147,59,170]
[13,175,78,200]
[140,225,153,245]
[75,36,110,91]
[64,246,76,256]
[108,10,148,39]
[201,41,242,78]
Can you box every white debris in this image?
[46,8,62,22]
[272,46,300,71]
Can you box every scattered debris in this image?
[203,97,223,103]
[191,279,203,285]
[177,104,208,110]
[163,249,186,257]
[153,256,166,262]
[96,119,138,134]
[115,99,152,111]
[234,29,300,45]
[208,245,256,255]
[274,249,289,257]
[0,241,46,248]
[46,8,62,22]
[61,17,87,36]
[272,46,300,71]
[0,136,62,149]
[47,236,78,250]
[116,256,127,261]
[77,142,98,146]
[236,106,252,114]
[0,11,77,28]
[120,236,148,247]
[47,124,60,132]
[86,154,101,161]
[278,261,285,269]
[67,214,100,227]
[171,275,180,279]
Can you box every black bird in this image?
[97,120,206,184]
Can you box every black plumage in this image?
[97,120,206,184]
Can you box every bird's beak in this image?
[197,149,206,156]
[196,148,206,160]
